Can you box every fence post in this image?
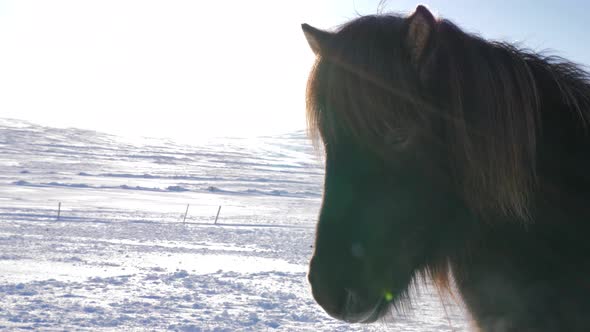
[214,205,221,225]
[183,204,190,223]
[57,202,61,221]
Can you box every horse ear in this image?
[407,5,436,64]
[302,23,333,55]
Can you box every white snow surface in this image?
[0,118,470,331]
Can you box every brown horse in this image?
[303,5,590,331]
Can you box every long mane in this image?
[306,15,590,221]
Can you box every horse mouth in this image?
[340,290,390,323]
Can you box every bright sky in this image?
[0,0,588,141]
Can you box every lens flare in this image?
[384,291,394,302]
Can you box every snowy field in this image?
[0,118,470,331]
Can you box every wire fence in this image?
[0,200,318,229]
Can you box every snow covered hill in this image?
[0,118,468,331]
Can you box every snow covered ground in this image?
[0,118,470,331]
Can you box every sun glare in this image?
[0,0,316,140]
[3,0,583,141]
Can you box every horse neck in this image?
[451,201,590,332]
[449,66,590,330]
